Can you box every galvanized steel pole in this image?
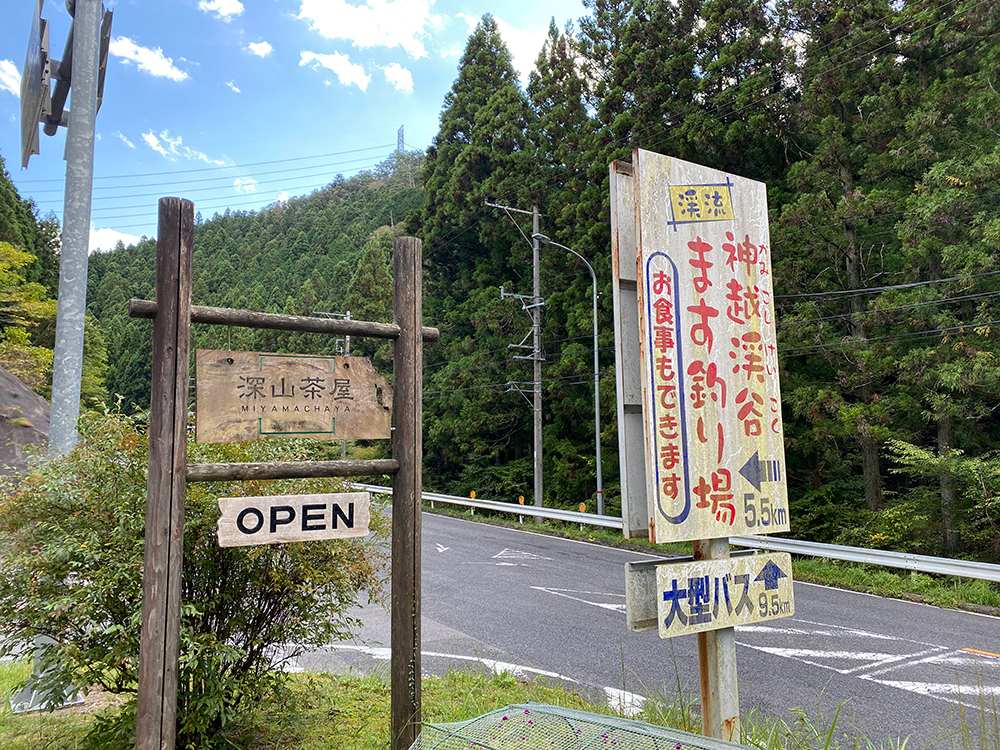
[533,234,603,515]
[532,206,544,519]
[49,0,102,454]
[693,538,741,740]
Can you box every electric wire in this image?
[781,319,1000,354]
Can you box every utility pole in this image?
[487,201,544,516]
[531,206,543,517]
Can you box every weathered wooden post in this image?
[391,236,423,750]
[136,197,193,750]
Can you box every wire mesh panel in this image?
[411,703,747,750]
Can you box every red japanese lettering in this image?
[688,236,713,294]
[687,299,719,352]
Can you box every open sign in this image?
[217,492,371,547]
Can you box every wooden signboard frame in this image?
[132,197,437,750]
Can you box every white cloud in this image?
[455,12,477,32]
[0,60,19,97]
[298,0,438,58]
[109,37,189,81]
[90,227,141,253]
[299,51,371,91]
[233,177,257,194]
[142,129,227,165]
[381,63,413,93]
[226,81,241,93]
[493,17,547,82]
[439,42,463,59]
[114,131,136,148]
[199,0,244,20]
[278,191,289,203]
[248,41,274,57]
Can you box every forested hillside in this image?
[404,0,1000,562]
[86,152,422,409]
[13,0,1000,563]
[0,153,106,401]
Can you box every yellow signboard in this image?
[634,149,789,543]
[195,349,391,443]
[656,553,794,638]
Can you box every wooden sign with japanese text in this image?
[656,553,794,638]
[195,350,391,443]
[634,149,789,543]
[217,492,370,547]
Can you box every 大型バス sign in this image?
[195,349,391,443]
[656,552,794,638]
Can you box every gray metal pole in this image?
[533,234,603,515]
[693,538,741,739]
[49,0,101,455]
[532,206,543,520]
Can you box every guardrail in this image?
[729,534,1000,583]
[352,483,623,529]
[353,484,1000,583]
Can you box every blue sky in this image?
[0,0,587,252]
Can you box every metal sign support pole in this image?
[391,236,423,750]
[49,0,101,455]
[693,537,741,741]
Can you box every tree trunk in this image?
[843,194,883,512]
[938,414,958,556]
[861,435,883,512]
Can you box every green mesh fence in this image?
[411,703,747,750]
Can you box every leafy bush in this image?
[0,408,388,748]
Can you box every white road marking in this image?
[493,548,553,561]
[531,586,627,613]
[436,543,449,553]
[324,643,647,713]
[737,618,1000,707]
[604,687,646,717]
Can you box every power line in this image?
[781,319,1000,354]
[87,159,384,217]
[774,270,1000,300]
[777,290,1000,327]
[424,368,614,398]
[17,143,397,185]
[30,151,395,197]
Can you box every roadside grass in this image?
[0,659,90,750]
[424,505,1000,614]
[3,662,998,750]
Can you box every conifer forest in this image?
[2,0,1000,562]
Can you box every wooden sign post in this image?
[132,199,436,750]
[136,197,193,750]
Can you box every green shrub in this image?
[0,408,387,749]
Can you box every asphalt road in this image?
[297,511,1000,748]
